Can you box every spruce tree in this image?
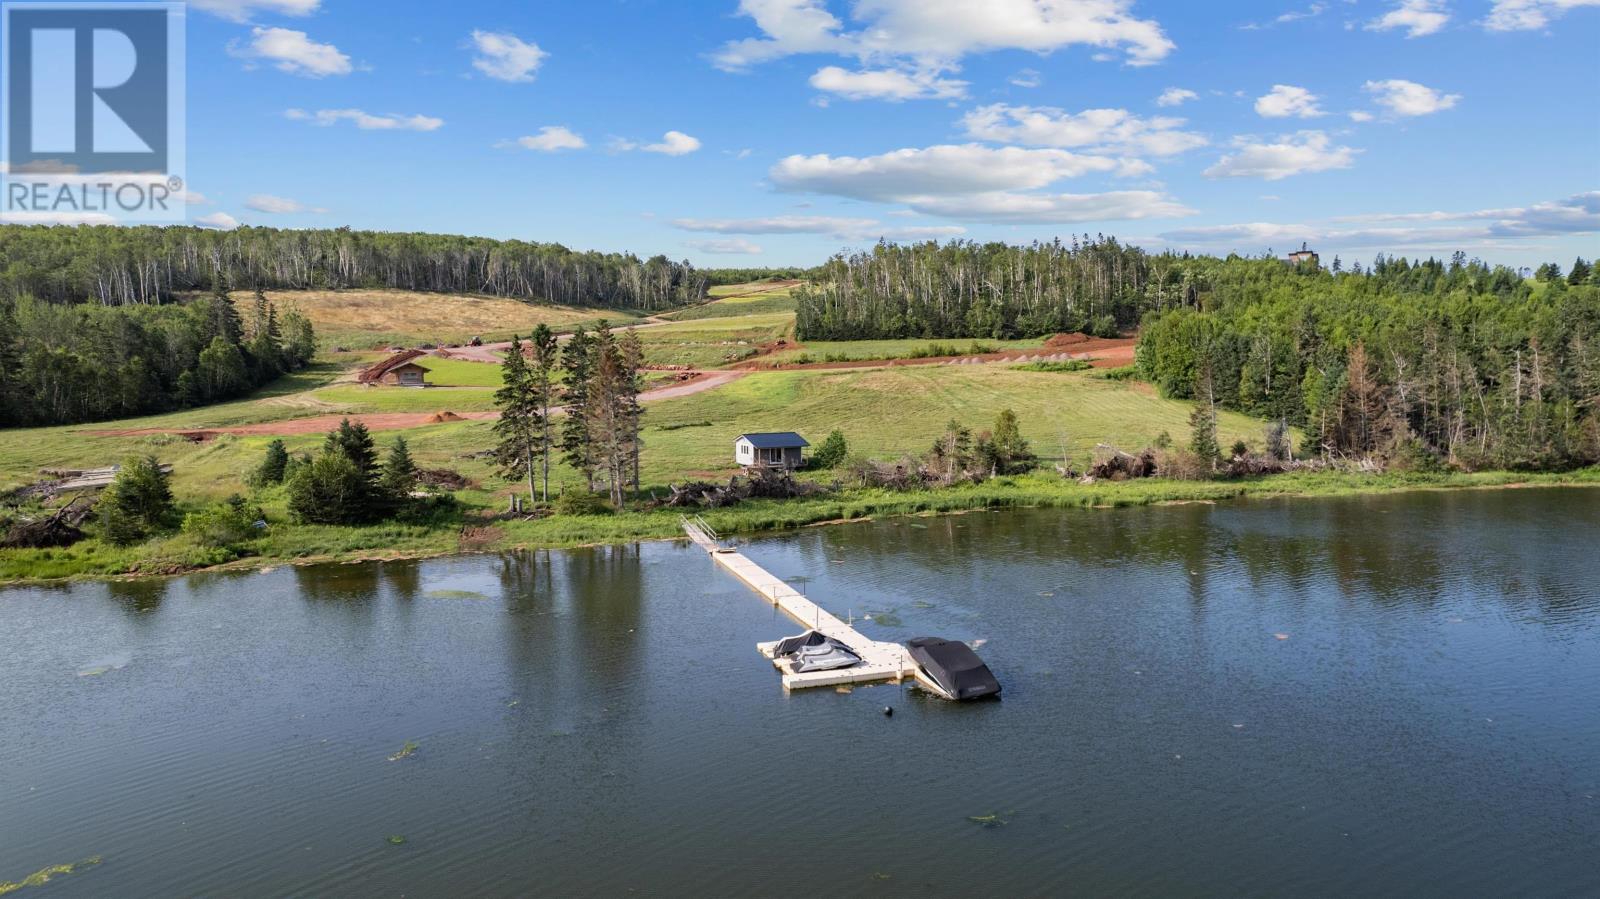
[560,326,597,491]
[528,324,560,502]
[99,455,175,545]
[380,437,418,500]
[254,439,290,485]
[493,335,542,502]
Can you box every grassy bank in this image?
[5,468,1596,585]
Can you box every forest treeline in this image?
[1137,254,1600,470]
[795,237,1196,340]
[0,289,316,427]
[0,224,707,311]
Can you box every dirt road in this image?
[86,370,748,439]
[732,334,1137,372]
[433,315,682,364]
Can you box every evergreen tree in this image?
[986,408,1035,474]
[584,325,636,507]
[618,328,646,493]
[286,450,370,525]
[493,335,542,502]
[325,418,378,474]
[379,437,418,500]
[929,420,975,482]
[560,326,598,490]
[1188,369,1220,472]
[528,323,560,502]
[0,302,18,426]
[253,439,290,485]
[98,455,175,545]
[810,430,849,469]
[1570,258,1593,286]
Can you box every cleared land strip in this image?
[85,370,747,439]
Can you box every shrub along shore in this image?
[3,467,1595,585]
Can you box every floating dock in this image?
[683,518,919,692]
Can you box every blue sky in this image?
[178,0,1599,269]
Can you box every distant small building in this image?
[735,432,809,469]
[359,349,431,387]
[1286,243,1320,268]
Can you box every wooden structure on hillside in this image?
[734,432,808,469]
[1286,243,1320,268]
[359,349,431,387]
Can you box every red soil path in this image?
[86,371,745,439]
[732,334,1137,372]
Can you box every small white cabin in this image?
[735,432,809,469]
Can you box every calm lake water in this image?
[2,488,1598,897]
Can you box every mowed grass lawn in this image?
[635,312,795,368]
[767,336,1049,365]
[668,282,800,320]
[0,363,1269,506]
[229,288,645,350]
[632,365,1269,484]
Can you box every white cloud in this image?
[908,190,1195,224]
[1254,84,1324,118]
[469,30,547,82]
[1348,110,1375,122]
[1484,0,1600,31]
[685,238,764,255]
[1237,3,1327,30]
[0,210,117,225]
[1204,131,1358,180]
[189,0,319,22]
[231,27,351,78]
[674,215,878,235]
[1333,191,1599,235]
[771,144,1122,201]
[194,212,241,230]
[513,126,586,151]
[960,103,1207,157]
[809,65,967,100]
[1010,68,1042,88]
[1275,3,1328,23]
[245,194,327,214]
[1159,191,1600,253]
[671,214,966,240]
[1365,0,1452,37]
[1156,87,1198,107]
[769,143,1191,223]
[642,131,702,155]
[285,108,444,131]
[1362,79,1460,116]
[713,0,1175,75]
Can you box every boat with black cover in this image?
[905,636,1001,700]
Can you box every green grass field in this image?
[633,366,1266,482]
[634,312,796,368]
[667,282,800,320]
[12,288,1583,584]
[764,336,1049,366]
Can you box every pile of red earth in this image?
[1042,332,1091,349]
[425,411,464,423]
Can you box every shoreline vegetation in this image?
[3,231,1596,588]
[3,468,1596,585]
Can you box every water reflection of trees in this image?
[497,545,649,825]
[293,563,380,604]
[803,494,1596,620]
[106,577,169,617]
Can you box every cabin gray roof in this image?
[736,432,809,449]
